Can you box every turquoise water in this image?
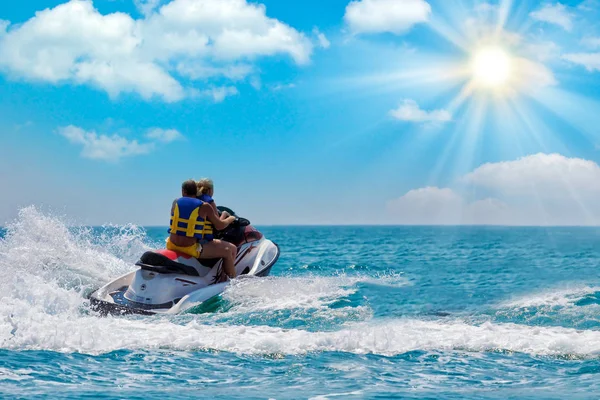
[2,207,600,399]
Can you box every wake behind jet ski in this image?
[89,208,279,315]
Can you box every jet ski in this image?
[89,207,279,315]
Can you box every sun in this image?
[471,47,512,89]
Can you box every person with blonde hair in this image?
[197,178,231,220]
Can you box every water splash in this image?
[493,285,600,328]
[4,312,600,357]
[0,207,152,340]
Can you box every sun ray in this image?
[505,0,541,38]
[493,96,597,225]
[484,97,558,226]
[505,97,552,153]
[426,0,477,52]
[503,95,577,156]
[447,80,477,114]
[427,19,470,52]
[528,88,600,144]
[426,95,487,188]
[495,0,514,36]
[335,60,469,93]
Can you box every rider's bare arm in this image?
[209,200,230,219]
[201,203,235,230]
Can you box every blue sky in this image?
[1,0,600,226]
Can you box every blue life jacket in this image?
[168,197,214,242]
[197,194,214,204]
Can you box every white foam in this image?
[222,273,408,311]
[0,367,33,382]
[0,207,149,337]
[4,312,600,357]
[223,276,360,312]
[217,273,411,324]
[309,390,364,400]
[0,207,149,287]
[499,285,600,309]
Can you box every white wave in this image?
[217,273,409,324]
[3,313,600,357]
[223,276,359,312]
[223,273,409,311]
[499,285,600,309]
[0,207,155,313]
[309,390,364,400]
[492,286,600,330]
[0,367,34,382]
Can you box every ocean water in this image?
[2,207,600,399]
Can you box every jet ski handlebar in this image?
[216,206,250,227]
[212,206,251,243]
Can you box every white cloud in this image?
[386,188,516,225]
[313,27,330,49]
[387,153,600,226]
[474,3,497,14]
[0,0,312,102]
[14,121,34,132]
[146,0,312,64]
[512,57,557,90]
[210,86,239,102]
[191,86,239,102]
[529,3,574,31]
[145,128,183,143]
[249,76,262,90]
[582,37,600,49]
[344,0,431,35]
[0,19,8,35]
[134,0,163,16]
[387,187,463,225]
[523,41,561,62]
[464,198,513,225]
[176,63,254,81]
[270,82,296,91]
[76,60,185,102]
[58,125,155,162]
[389,99,451,123]
[463,153,600,196]
[562,53,600,72]
[578,0,599,11]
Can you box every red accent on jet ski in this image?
[244,226,263,243]
[155,249,191,260]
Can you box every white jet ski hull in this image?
[89,235,279,315]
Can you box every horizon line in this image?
[4,224,600,229]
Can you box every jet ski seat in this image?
[136,251,200,277]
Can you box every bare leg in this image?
[200,239,237,278]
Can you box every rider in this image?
[167,180,238,279]
[197,178,231,220]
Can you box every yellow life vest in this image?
[168,197,214,242]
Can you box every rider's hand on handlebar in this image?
[226,216,236,225]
